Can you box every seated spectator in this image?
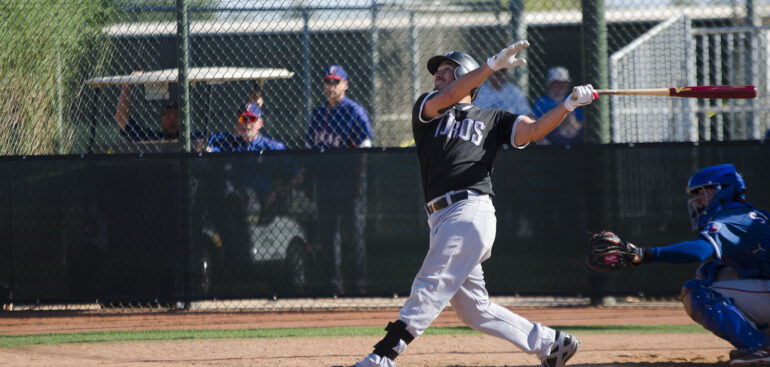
[473,69,534,118]
[114,71,203,143]
[533,66,584,145]
[115,83,180,141]
[206,103,286,152]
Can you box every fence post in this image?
[303,9,312,132]
[509,0,527,96]
[370,2,378,135]
[745,0,759,139]
[176,0,194,307]
[409,11,419,104]
[176,0,191,153]
[581,0,610,143]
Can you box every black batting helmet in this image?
[427,51,481,100]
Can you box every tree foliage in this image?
[0,0,118,154]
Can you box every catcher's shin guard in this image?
[681,279,767,350]
[372,320,414,360]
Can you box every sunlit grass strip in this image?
[0,324,706,348]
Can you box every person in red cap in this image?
[306,65,373,149]
[206,103,285,152]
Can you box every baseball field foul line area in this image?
[0,305,736,366]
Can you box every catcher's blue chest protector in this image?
[699,205,770,279]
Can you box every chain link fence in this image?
[3,1,770,312]
[3,0,769,156]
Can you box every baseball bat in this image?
[574,85,757,99]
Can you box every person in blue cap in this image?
[306,65,373,149]
[306,65,372,296]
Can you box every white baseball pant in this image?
[356,191,556,367]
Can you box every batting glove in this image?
[486,40,530,71]
[564,84,598,112]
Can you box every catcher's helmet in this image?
[686,163,746,231]
[427,51,480,100]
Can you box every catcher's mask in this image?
[686,163,746,231]
[427,51,480,100]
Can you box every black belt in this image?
[425,191,469,215]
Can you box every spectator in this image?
[306,65,373,149]
[114,71,182,141]
[114,71,206,145]
[115,90,178,141]
[533,66,584,145]
[307,65,372,296]
[473,69,534,117]
[206,103,285,152]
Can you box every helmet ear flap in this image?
[453,66,465,81]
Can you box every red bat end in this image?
[669,85,757,99]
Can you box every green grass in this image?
[0,324,707,348]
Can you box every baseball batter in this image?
[343,40,597,367]
[588,164,770,365]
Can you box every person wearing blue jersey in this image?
[206,103,286,152]
[615,164,770,366]
[307,65,372,296]
[306,65,373,149]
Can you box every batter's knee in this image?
[451,294,490,327]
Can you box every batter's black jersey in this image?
[412,91,526,202]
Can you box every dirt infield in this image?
[0,306,735,366]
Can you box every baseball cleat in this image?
[730,347,770,366]
[541,331,579,367]
[731,349,753,360]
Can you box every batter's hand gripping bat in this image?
[574,85,757,99]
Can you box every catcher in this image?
[587,164,770,366]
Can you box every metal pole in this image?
[177,0,191,153]
[581,0,612,306]
[745,0,759,139]
[409,11,419,103]
[57,48,63,154]
[369,1,378,138]
[581,0,610,143]
[303,9,312,131]
[509,0,527,95]
[176,0,193,308]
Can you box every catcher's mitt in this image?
[586,231,638,272]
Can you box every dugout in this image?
[1,142,768,306]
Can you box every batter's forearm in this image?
[513,103,569,146]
